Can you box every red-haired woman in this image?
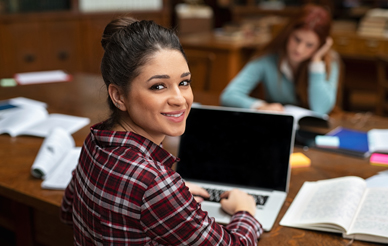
[220,4,339,114]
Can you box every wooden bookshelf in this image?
[0,0,171,78]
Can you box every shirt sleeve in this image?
[60,170,75,225]
[140,174,262,245]
[308,60,340,114]
[220,59,267,109]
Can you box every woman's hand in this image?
[312,37,333,62]
[256,102,284,112]
[220,189,256,216]
[186,182,209,203]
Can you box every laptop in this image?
[176,104,295,231]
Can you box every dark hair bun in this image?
[101,16,138,50]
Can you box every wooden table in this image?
[0,74,387,245]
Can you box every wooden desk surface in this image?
[0,74,387,245]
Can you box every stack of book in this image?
[357,8,388,37]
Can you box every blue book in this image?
[326,127,370,158]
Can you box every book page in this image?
[41,147,81,190]
[283,105,329,120]
[280,176,366,232]
[347,187,388,238]
[0,105,48,137]
[282,105,329,129]
[22,113,90,137]
[31,127,75,179]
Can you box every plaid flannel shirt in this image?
[61,123,262,245]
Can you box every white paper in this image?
[9,97,47,108]
[41,147,81,190]
[368,129,388,153]
[0,99,90,137]
[366,171,388,188]
[15,70,70,85]
[22,113,90,137]
[0,105,48,137]
[31,127,75,179]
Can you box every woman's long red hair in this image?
[253,4,335,109]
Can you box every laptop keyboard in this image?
[204,188,269,206]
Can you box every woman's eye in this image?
[150,84,166,90]
[180,80,191,86]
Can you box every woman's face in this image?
[123,49,193,144]
[287,29,320,65]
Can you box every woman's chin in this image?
[167,129,186,137]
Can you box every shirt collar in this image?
[280,59,293,81]
[90,122,178,168]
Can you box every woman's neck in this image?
[113,115,165,145]
[287,57,300,74]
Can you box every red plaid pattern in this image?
[61,123,262,245]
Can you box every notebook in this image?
[176,105,295,231]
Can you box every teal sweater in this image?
[220,54,339,114]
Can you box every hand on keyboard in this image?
[186,182,210,203]
[204,188,268,205]
[219,189,257,216]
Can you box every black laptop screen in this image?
[176,106,294,192]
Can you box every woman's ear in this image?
[108,84,127,111]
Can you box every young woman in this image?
[220,4,340,115]
[60,16,262,245]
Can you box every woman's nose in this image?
[168,88,186,106]
[296,43,305,53]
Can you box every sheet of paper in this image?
[14,70,71,85]
[368,129,388,153]
[41,147,81,190]
[22,113,90,137]
[8,97,47,108]
[0,105,48,137]
[31,127,75,179]
[366,170,388,188]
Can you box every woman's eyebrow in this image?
[147,72,191,81]
[181,72,191,77]
[147,74,169,81]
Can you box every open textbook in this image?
[280,176,388,244]
[282,105,329,128]
[0,97,89,137]
[31,127,80,189]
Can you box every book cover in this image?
[327,127,370,157]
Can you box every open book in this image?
[280,176,388,244]
[282,105,329,129]
[31,127,80,189]
[0,98,89,137]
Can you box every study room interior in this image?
[0,0,388,245]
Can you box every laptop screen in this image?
[176,105,294,192]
